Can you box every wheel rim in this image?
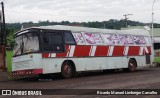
[64,64,71,75]
[129,60,136,71]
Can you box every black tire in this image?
[61,62,74,79]
[128,59,137,72]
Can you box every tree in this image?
[6,28,15,50]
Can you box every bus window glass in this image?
[83,32,96,44]
[43,33,64,52]
[154,43,160,50]
[65,32,76,44]
[102,34,120,45]
[23,33,39,53]
[119,35,134,45]
[13,36,22,55]
[13,32,39,56]
[93,33,104,44]
[73,33,85,45]
[133,36,146,45]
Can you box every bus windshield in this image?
[13,33,39,56]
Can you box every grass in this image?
[154,57,160,63]
[6,50,13,72]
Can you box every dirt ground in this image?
[0,67,160,98]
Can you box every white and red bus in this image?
[12,25,153,78]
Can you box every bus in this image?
[153,37,160,66]
[12,25,153,79]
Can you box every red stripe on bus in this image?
[147,47,151,55]
[95,46,109,56]
[42,46,151,58]
[74,45,91,57]
[56,45,70,57]
[128,46,140,56]
[143,48,145,55]
[143,47,151,55]
[32,69,43,74]
[112,46,125,56]
[12,69,43,76]
[42,53,50,58]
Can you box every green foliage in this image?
[6,28,15,49]
[6,19,154,31]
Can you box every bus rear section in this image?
[12,25,153,78]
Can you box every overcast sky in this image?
[2,0,160,23]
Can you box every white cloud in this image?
[2,0,160,23]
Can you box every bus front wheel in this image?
[61,62,74,79]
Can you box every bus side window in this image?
[43,33,64,52]
[65,32,76,45]
[43,35,49,43]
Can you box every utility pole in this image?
[123,14,133,28]
[1,2,6,46]
[0,2,7,71]
[152,0,156,44]
[151,0,156,61]
[103,23,105,29]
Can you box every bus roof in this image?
[16,25,150,36]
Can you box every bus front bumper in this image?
[12,69,43,76]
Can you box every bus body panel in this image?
[41,56,148,74]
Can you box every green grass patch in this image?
[154,57,160,63]
[6,50,13,72]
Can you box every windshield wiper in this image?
[14,34,31,55]
[24,34,31,47]
[14,41,24,56]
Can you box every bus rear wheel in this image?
[128,59,137,72]
[61,62,74,79]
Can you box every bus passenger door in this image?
[146,53,151,64]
